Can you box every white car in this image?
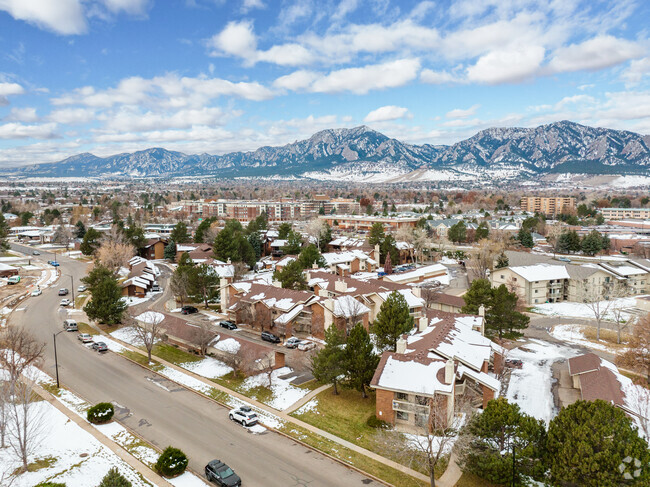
[298,340,316,351]
[60,298,71,307]
[77,333,93,343]
[31,289,42,296]
[77,285,87,293]
[228,406,258,427]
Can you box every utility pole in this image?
[53,330,64,388]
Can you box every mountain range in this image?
[12,121,650,182]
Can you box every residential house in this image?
[142,238,167,260]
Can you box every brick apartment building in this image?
[520,196,576,216]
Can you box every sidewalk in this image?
[91,322,430,484]
[283,383,331,413]
[436,452,462,487]
[31,381,175,487]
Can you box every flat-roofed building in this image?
[601,208,650,220]
[520,196,575,216]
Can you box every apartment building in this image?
[491,264,570,305]
[320,214,420,232]
[520,196,576,216]
[601,208,650,220]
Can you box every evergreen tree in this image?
[554,231,571,254]
[277,222,292,240]
[82,266,127,325]
[486,284,529,339]
[282,230,303,254]
[475,222,489,240]
[546,400,650,486]
[125,222,147,255]
[344,323,379,398]
[177,251,193,268]
[380,234,399,266]
[319,223,332,253]
[98,467,132,487]
[566,230,581,253]
[213,220,255,267]
[517,228,534,248]
[194,217,216,243]
[273,260,307,290]
[448,221,467,243]
[459,398,546,485]
[80,228,102,255]
[311,325,347,394]
[495,252,509,269]
[368,222,385,247]
[581,230,604,256]
[297,244,326,269]
[163,240,176,261]
[170,221,191,244]
[188,263,219,308]
[461,278,493,315]
[75,220,86,239]
[248,231,262,260]
[0,214,9,251]
[372,291,414,351]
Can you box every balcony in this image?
[392,399,429,415]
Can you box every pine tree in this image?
[277,222,292,240]
[98,467,132,487]
[372,291,414,351]
[517,228,534,248]
[448,221,467,243]
[163,240,176,261]
[495,252,509,269]
[581,230,603,256]
[311,325,346,394]
[368,222,385,247]
[213,220,255,266]
[82,266,127,325]
[459,398,546,485]
[319,223,332,253]
[0,214,9,251]
[297,244,326,269]
[170,221,191,244]
[380,234,399,265]
[344,323,379,398]
[461,278,493,315]
[546,400,650,486]
[282,230,303,254]
[487,284,529,339]
[248,231,262,260]
[194,217,216,243]
[475,222,490,240]
[80,228,102,255]
[189,263,219,308]
[75,220,86,239]
[273,260,307,290]
[566,230,581,253]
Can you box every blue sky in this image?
[0,0,649,167]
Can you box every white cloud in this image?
[310,58,420,94]
[0,122,58,139]
[103,107,229,132]
[257,43,313,66]
[548,35,644,73]
[207,20,258,61]
[0,82,24,96]
[420,69,460,84]
[6,107,39,122]
[622,57,650,84]
[0,0,87,35]
[101,0,150,15]
[47,107,96,124]
[446,104,480,119]
[241,0,265,13]
[364,105,410,122]
[273,70,318,91]
[466,45,545,84]
[332,0,359,20]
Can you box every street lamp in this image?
[63,273,75,308]
[53,330,64,388]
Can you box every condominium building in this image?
[601,208,650,221]
[520,196,576,216]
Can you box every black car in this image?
[181,306,198,315]
[92,342,108,352]
[261,331,281,343]
[205,460,241,487]
[219,321,237,330]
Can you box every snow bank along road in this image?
[9,244,376,487]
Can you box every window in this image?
[500,275,504,279]
[396,392,408,401]
[396,411,409,421]
[534,290,538,293]
[415,395,428,406]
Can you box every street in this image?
[8,243,376,487]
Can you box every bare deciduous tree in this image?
[583,280,625,341]
[52,224,73,250]
[467,239,503,281]
[131,311,166,363]
[305,218,328,250]
[336,297,369,333]
[257,353,276,388]
[170,268,191,307]
[618,313,650,383]
[96,241,135,273]
[0,326,46,385]
[7,374,44,470]
[188,321,218,356]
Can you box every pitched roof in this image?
[568,353,601,376]
[370,353,453,395]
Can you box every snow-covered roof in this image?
[509,263,570,282]
[270,239,287,248]
[321,250,369,266]
[135,311,165,324]
[332,295,370,317]
[377,289,425,308]
[457,365,500,393]
[275,304,304,325]
[376,355,452,395]
[383,264,447,283]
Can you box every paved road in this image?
[9,243,376,487]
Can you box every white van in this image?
[63,320,78,332]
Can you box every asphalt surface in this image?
[9,243,376,487]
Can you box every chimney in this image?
[318,288,329,297]
[227,258,231,264]
[272,280,282,288]
[312,262,319,269]
[445,359,455,384]
[335,279,348,293]
[326,297,334,312]
[478,304,485,317]
[418,316,428,332]
[396,335,407,354]
[412,287,421,298]
[305,271,311,281]
[374,244,380,264]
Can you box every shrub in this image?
[35,483,66,487]
[366,414,388,429]
[87,402,115,424]
[155,446,188,477]
[98,467,132,487]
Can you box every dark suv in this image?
[261,331,281,343]
[181,305,198,315]
[205,460,241,486]
[219,321,237,330]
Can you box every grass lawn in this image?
[296,379,322,391]
[152,343,202,364]
[76,322,96,335]
[455,472,501,487]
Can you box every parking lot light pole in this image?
[53,330,64,388]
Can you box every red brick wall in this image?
[311,305,325,339]
[375,389,394,424]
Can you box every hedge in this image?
[155,446,188,478]
[87,402,115,424]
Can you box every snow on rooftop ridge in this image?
[509,263,570,281]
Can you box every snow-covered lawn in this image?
[0,401,155,487]
[294,398,318,415]
[121,295,151,307]
[215,338,240,354]
[180,357,232,379]
[241,367,309,411]
[506,339,579,425]
[110,326,160,348]
[532,297,636,321]
[550,324,627,354]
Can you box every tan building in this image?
[491,264,570,305]
[520,196,575,216]
[320,215,420,232]
[601,208,650,220]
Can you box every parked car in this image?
[60,298,71,307]
[261,331,280,344]
[63,320,78,332]
[298,341,316,351]
[92,341,108,352]
[32,250,40,255]
[31,289,42,296]
[181,305,198,315]
[219,320,237,330]
[285,337,301,348]
[77,333,93,343]
[151,283,160,292]
[77,285,87,292]
[228,405,258,426]
[205,460,241,487]
[505,359,523,369]
[58,288,69,296]
[558,257,571,263]
[7,276,21,285]
[48,260,60,267]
